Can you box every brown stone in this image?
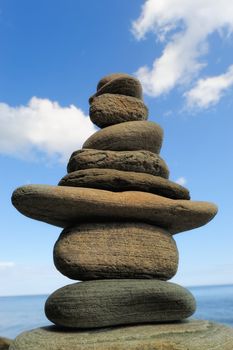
[9,321,233,350]
[67,149,169,178]
[45,280,196,328]
[89,74,142,104]
[54,222,178,280]
[59,168,190,200]
[97,73,133,90]
[0,337,11,350]
[90,94,148,128]
[11,185,217,234]
[83,121,163,153]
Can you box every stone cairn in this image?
[10,74,233,349]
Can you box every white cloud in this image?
[0,97,96,163]
[185,65,233,108]
[0,261,15,269]
[132,0,233,97]
[175,176,187,186]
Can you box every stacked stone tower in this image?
[10,74,233,349]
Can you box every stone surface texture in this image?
[89,75,142,103]
[97,73,133,90]
[9,321,233,350]
[54,222,178,281]
[12,185,217,234]
[0,337,11,350]
[90,94,148,128]
[67,149,169,178]
[60,168,189,199]
[45,280,196,328]
[83,121,163,153]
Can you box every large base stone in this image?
[45,280,195,328]
[12,185,217,234]
[9,321,233,350]
[54,223,178,280]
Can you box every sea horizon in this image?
[1,284,233,339]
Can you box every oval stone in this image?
[97,73,133,90]
[90,94,148,128]
[83,121,163,153]
[45,280,196,328]
[89,75,142,104]
[54,223,178,281]
[12,185,218,234]
[67,149,169,178]
[59,169,190,200]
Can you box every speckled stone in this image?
[45,280,196,328]
[12,185,217,234]
[9,321,233,350]
[59,168,189,199]
[90,94,148,128]
[54,222,178,280]
[83,121,163,153]
[67,149,169,178]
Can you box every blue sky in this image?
[0,0,233,296]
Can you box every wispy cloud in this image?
[185,65,233,109]
[0,261,15,269]
[132,0,233,102]
[0,97,96,163]
[175,176,187,186]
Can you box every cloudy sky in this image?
[0,0,233,296]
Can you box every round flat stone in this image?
[82,121,163,153]
[9,321,233,350]
[45,280,196,328]
[89,75,142,104]
[97,73,133,90]
[12,185,217,234]
[90,94,148,128]
[54,223,178,281]
[67,149,169,178]
[59,169,189,200]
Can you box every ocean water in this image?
[0,284,233,339]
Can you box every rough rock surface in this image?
[9,321,233,350]
[45,280,195,328]
[0,337,11,350]
[89,75,142,103]
[60,168,189,199]
[67,149,169,178]
[90,94,148,128]
[54,223,178,280]
[12,185,218,234]
[83,121,163,153]
[97,73,133,90]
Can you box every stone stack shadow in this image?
[11,74,231,350]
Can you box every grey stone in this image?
[67,149,169,178]
[59,168,189,199]
[54,223,178,280]
[90,94,148,128]
[89,74,142,104]
[11,185,217,234]
[45,280,196,328]
[83,121,163,153]
[9,321,233,350]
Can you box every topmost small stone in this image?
[89,73,143,104]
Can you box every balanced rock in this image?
[60,168,189,199]
[90,94,148,128]
[45,280,196,328]
[12,185,217,233]
[67,149,169,178]
[83,121,163,153]
[9,321,233,350]
[97,73,133,90]
[89,74,142,103]
[54,222,178,281]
